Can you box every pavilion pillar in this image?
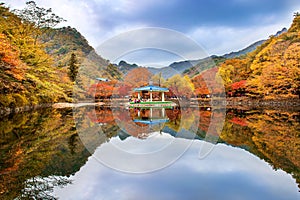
[162,108,165,117]
[162,92,165,102]
[138,92,140,99]
[150,91,152,102]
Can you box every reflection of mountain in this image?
[0,108,90,199]
[221,109,300,189]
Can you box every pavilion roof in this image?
[133,85,169,92]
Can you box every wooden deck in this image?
[129,101,176,108]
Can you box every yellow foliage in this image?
[218,14,300,98]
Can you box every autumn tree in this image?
[124,67,152,88]
[230,80,247,97]
[165,74,194,98]
[68,53,79,82]
[117,83,132,97]
[192,74,210,97]
[192,67,225,97]
[217,58,249,91]
[88,81,114,100]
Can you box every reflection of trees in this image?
[198,109,211,133]
[17,176,71,200]
[221,109,300,189]
[248,110,300,188]
[0,108,90,199]
[88,107,116,124]
[166,108,181,128]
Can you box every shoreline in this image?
[0,97,299,117]
[223,97,300,110]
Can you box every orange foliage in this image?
[192,67,222,96]
[88,109,116,123]
[198,110,212,132]
[124,67,152,88]
[192,74,209,96]
[0,34,20,66]
[0,33,24,80]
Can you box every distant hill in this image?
[274,27,288,36]
[41,26,123,100]
[114,38,270,79]
[116,60,138,74]
[170,27,289,78]
[114,60,197,79]
[222,40,266,59]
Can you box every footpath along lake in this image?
[0,105,299,200]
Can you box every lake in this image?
[0,105,299,200]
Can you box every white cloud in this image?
[188,23,289,56]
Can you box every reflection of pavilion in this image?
[133,107,169,125]
[130,85,176,108]
[116,107,170,139]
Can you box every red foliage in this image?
[88,109,116,123]
[198,110,211,132]
[88,81,114,99]
[0,34,20,67]
[231,80,246,90]
[230,117,248,126]
[118,84,132,97]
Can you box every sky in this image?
[3,0,300,66]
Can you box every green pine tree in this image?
[68,53,79,82]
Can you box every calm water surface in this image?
[0,106,299,200]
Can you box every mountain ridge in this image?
[114,38,268,79]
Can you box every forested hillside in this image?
[0,4,72,110]
[41,27,122,81]
[189,13,300,99]
[217,13,300,99]
[0,2,122,111]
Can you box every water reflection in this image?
[0,107,299,199]
[54,140,299,200]
[0,108,90,199]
